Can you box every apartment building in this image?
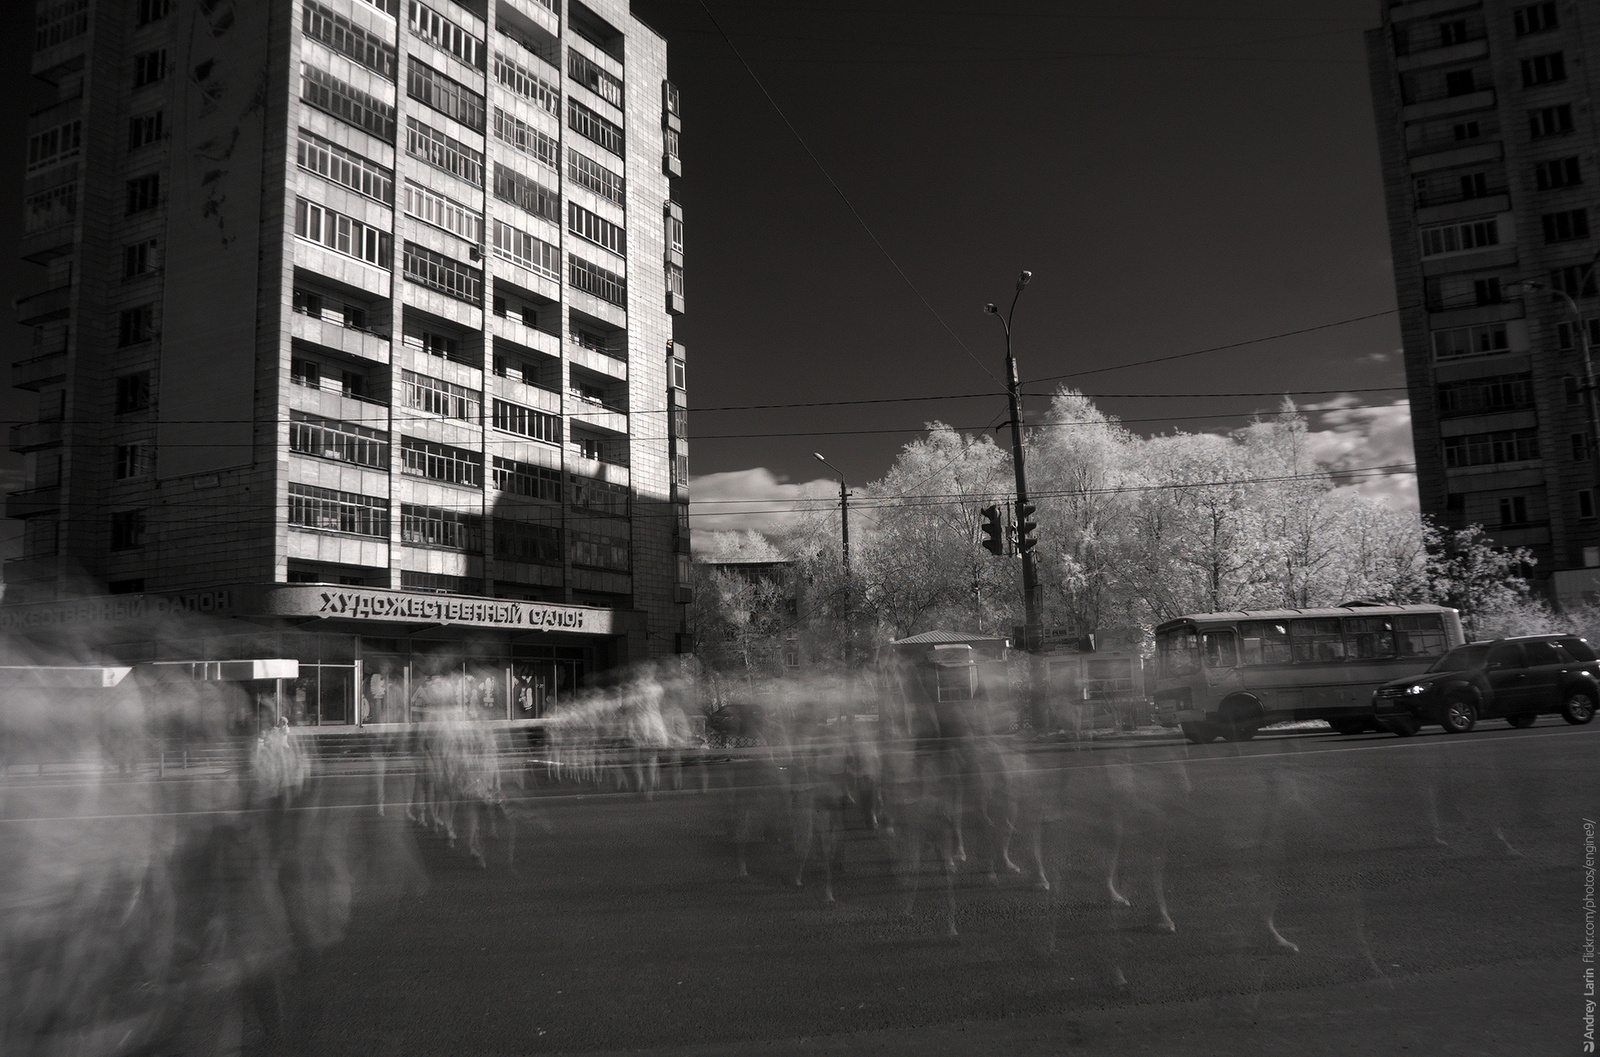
[6,0,692,723]
[1367,0,1600,607]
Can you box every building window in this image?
[491,398,561,443]
[1520,52,1565,88]
[108,579,145,595]
[1436,373,1533,417]
[1513,2,1558,35]
[114,442,154,480]
[569,49,623,107]
[1568,376,1585,405]
[303,1,397,79]
[568,201,625,255]
[1529,103,1573,138]
[125,174,160,215]
[673,453,689,486]
[1558,321,1600,352]
[666,264,685,309]
[401,570,483,595]
[492,220,561,281]
[672,357,686,390]
[403,180,483,243]
[132,48,167,87]
[404,116,483,185]
[407,58,485,131]
[1442,428,1541,468]
[127,111,163,151]
[23,183,76,235]
[1420,217,1499,257]
[493,50,560,116]
[402,241,483,305]
[26,118,81,173]
[1432,323,1509,361]
[299,129,395,204]
[493,456,561,501]
[401,503,482,552]
[1498,496,1529,526]
[122,239,158,279]
[1581,490,1597,521]
[567,98,623,156]
[1551,265,1599,301]
[136,0,170,25]
[1573,432,1591,462]
[570,525,629,572]
[1472,277,1501,305]
[1444,69,1476,96]
[402,322,466,362]
[301,66,397,141]
[569,474,629,517]
[494,517,561,566]
[492,107,558,170]
[36,0,89,50]
[118,305,154,346]
[400,435,482,487]
[408,1,486,69]
[1535,157,1582,191]
[289,483,390,537]
[1541,209,1589,244]
[1445,493,1465,514]
[401,369,480,420]
[1453,120,1480,142]
[289,410,389,469]
[494,164,561,223]
[295,199,393,267]
[110,510,146,550]
[568,255,626,307]
[115,372,151,413]
[567,150,625,207]
[572,431,624,466]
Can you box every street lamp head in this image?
[984,303,999,314]
[1016,270,1032,291]
[813,452,827,463]
[1516,279,1547,290]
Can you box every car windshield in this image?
[1428,643,1490,672]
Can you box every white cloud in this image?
[688,468,835,550]
[1300,397,1418,509]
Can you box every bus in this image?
[1151,604,1465,743]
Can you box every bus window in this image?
[1238,621,1292,665]
[1203,630,1237,668]
[1343,617,1397,660]
[1290,618,1345,663]
[1156,629,1201,676]
[1394,613,1447,657]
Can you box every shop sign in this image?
[0,590,234,632]
[261,585,615,634]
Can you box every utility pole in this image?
[814,452,852,665]
[1520,266,1600,502]
[985,271,1047,731]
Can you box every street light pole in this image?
[813,452,849,573]
[985,271,1047,730]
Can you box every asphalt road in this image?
[5,721,1597,1055]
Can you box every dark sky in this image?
[0,1,1409,557]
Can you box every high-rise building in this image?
[1366,0,1600,607]
[5,0,692,723]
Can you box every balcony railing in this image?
[11,349,66,391]
[9,420,63,453]
[6,485,61,519]
[570,332,625,360]
[15,285,71,326]
[1416,183,1508,209]
[568,388,626,415]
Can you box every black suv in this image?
[1372,634,1599,735]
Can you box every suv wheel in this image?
[1561,690,1597,726]
[1441,696,1477,734]
[1381,716,1420,737]
[1505,714,1537,729]
[1180,722,1215,745]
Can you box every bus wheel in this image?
[1440,696,1477,734]
[1180,722,1214,745]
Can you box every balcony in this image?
[12,350,66,391]
[3,553,58,585]
[290,309,391,364]
[15,285,71,326]
[1394,37,1488,71]
[10,420,63,453]
[568,394,627,435]
[6,485,61,519]
[1402,88,1495,124]
[32,0,89,85]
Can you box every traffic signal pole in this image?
[986,272,1048,731]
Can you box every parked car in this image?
[1371,634,1600,735]
[705,701,768,745]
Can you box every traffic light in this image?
[1015,502,1038,554]
[980,505,1004,555]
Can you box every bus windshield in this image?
[1156,628,1200,677]
[1428,643,1490,673]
